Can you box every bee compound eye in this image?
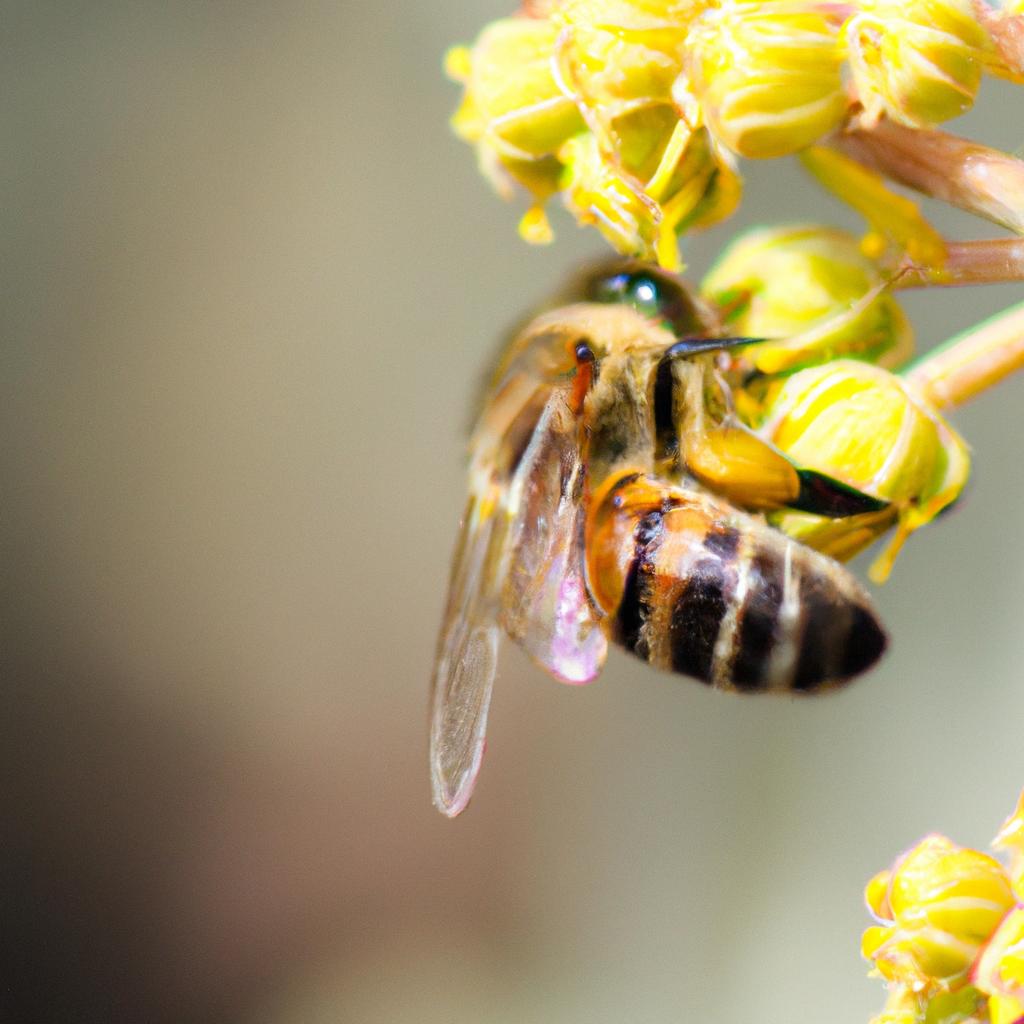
[585,263,705,337]
[587,268,659,315]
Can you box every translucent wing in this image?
[429,478,509,818]
[430,382,550,818]
[430,385,607,817]
[501,394,607,684]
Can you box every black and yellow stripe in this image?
[589,472,887,693]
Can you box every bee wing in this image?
[501,393,608,685]
[430,388,607,817]
[431,373,564,818]
[429,477,510,818]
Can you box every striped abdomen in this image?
[585,472,887,692]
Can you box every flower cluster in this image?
[864,791,1024,1024]
[446,0,1022,267]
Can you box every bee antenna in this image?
[571,340,596,413]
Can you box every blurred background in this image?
[3,3,1024,1022]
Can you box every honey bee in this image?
[430,262,890,817]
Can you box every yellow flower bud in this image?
[863,835,1015,990]
[559,125,740,268]
[769,366,944,503]
[683,1,849,158]
[552,0,707,206]
[974,907,1024,1002]
[844,0,987,127]
[886,837,1012,937]
[868,985,920,1024]
[702,225,914,374]
[446,17,586,244]
[560,133,656,256]
[554,0,699,112]
[761,360,970,579]
[924,987,989,1024]
[994,790,1024,900]
[868,984,987,1024]
[448,18,584,159]
[868,869,894,919]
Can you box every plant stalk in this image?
[892,239,1024,288]
[903,301,1024,409]
[832,121,1024,235]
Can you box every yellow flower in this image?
[869,985,988,1024]
[844,0,987,127]
[447,18,583,159]
[683,0,849,158]
[863,834,1015,990]
[869,986,920,1024]
[702,225,914,374]
[552,0,743,266]
[551,0,702,157]
[870,985,924,1024]
[761,361,970,579]
[559,124,740,269]
[553,0,699,118]
[446,17,586,243]
[560,133,660,257]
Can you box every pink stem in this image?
[892,238,1024,288]
[831,121,1024,235]
[972,2,1024,76]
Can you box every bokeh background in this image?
[4,3,1024,1022]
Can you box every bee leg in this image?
[790,468,889,517]
[683,418,889,518]
[683,422,802,511]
